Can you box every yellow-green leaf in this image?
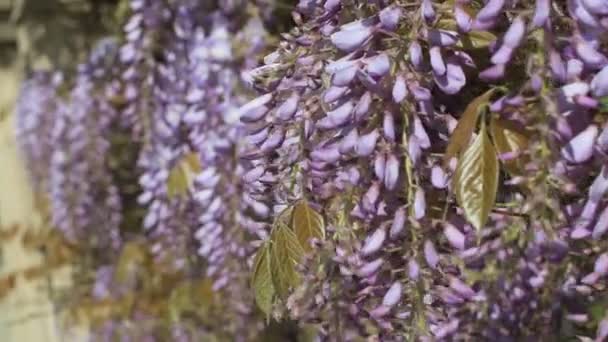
[291,200,325,252]
[167,152,202,198]
[458,30,497,49]
[270,223,305,299]
[114,240,149,285]
[453,122,499,231]
[252,242,275,316]
[490,118,530,175]
[444,88,496,166]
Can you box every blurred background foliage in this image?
[0,0,305,340]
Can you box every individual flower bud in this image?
[260,128,285,152]
[424,240,440,269]
[560,124,598,163]
[408,136,422,166]
[384,154,400,190]
[414,188,426,220]
[407,259,420,280]
[362,182,381,212]
[532,0,550,27]
[239,93,272,122]
[502,16,526,48]
[476,0,505,22]
[421,0,436,23]
[411,85,432,101]
[435,58,466,94]
[413,116,430,149]
[379,6,402,30]
[340,129,359,154]
[427,29,459,46]
[591,65,608,97]
[374,153,386,181]
[332,65,359,86]
[383,111,396,141]
[331,21,373,52]
[479,64,505,81]
[444,223,466,249]
[549,50,567,84]
[569,0,601,28]
[409,41,424,69]
[392,74,408,103]
[449,277,476,299]
[593,206,608,239]
[243,165,265,183]
[430,46,446,75]
[311,146,342,163]
[356,129,379,156]
[357,258,384,277]
[454,4,472,32]
[582,0,608,14]
[431,165,448,189]
[361,227,387,256]
[491,46,515,65]
[324,86,348,103]
[575,39,608,69]
[594,253,608,276]
[382,282,403,307]
[247,126,269,146]
[390,207,406,238]
[567,59,584,81]
[355,91,372,121]
[327,101,354,126]
[366,54,391,78]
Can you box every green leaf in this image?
[167,152,202,198]
[251,242,275,316]
[490,118,530,175]
[453,121,499,232]
[270,223,305,299]
[444,88,496,166]
[291,200,325,252]
[458,31,498,49]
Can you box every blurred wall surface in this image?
[0,0,116,340]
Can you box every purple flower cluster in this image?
[240,0,608,339]
[13,0,608,340]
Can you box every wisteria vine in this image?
[12,0,608,340]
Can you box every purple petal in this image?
[591,65,608,97]
[239,93,272,122]
[549,50,567,84]
[560,124,598,163]
[355,91,372,121]
[582,0,608,14]
[260,128,285,152]
[491,45,515,65]
[327,101,354,125]
[379,6,402,30]
[276,94,299,121]
[332,65,359,86]
[390,207,406,238]
[435,58,466,94]
[356,130,379,156]
[502,16,526,48]
[427,29,459,47]
[324,86,348,103]
[413,116,430,148]
[361,228,387,256]
[383,111,396,141]
[532,0,551,27]
[479,64,506,81]
[374,153,386,181]
[455,4,472,32]
[431,165,448,189]
[414,189,426,220]
[339,129,359,154]
[424,240,440,269]
[408,259,420,280]
[476,0,505,22]
[409,41,424,69]
[331,23,373,52]
[421,0,436,23]
[444,224,466,249]
[593,206,608,239]
[430,46,446,75]
[366,54,391,78]
[384,153,400,190]
[575,39,608,69]
[357,258,384,277]
[382,282,403,307]
[594,253,608,276]
[392,74,408,103]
